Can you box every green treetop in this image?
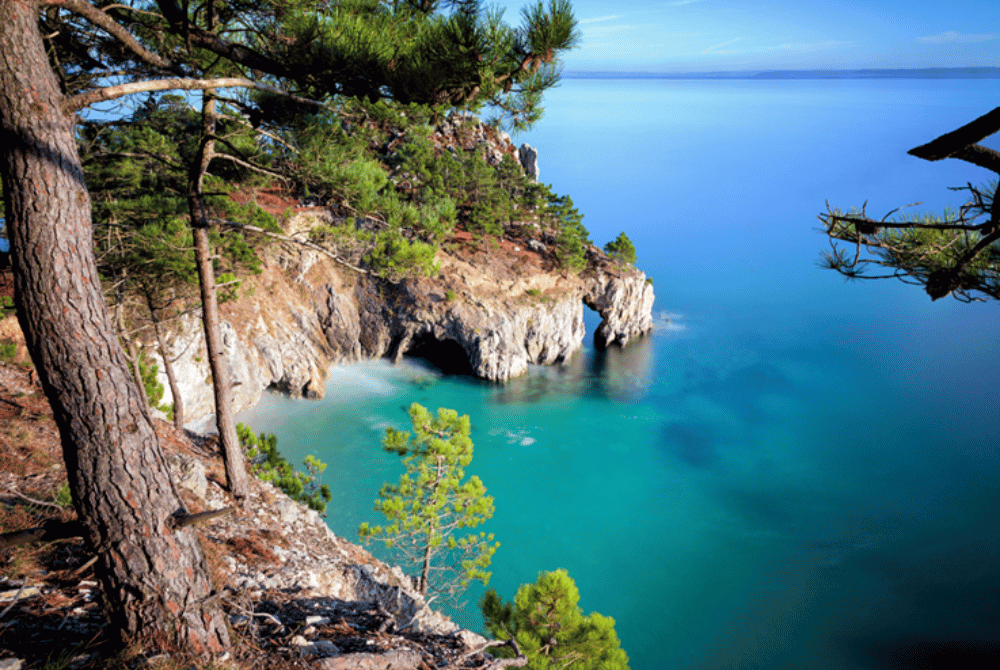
[603,231,637,266]
[359,402,499,607]
[480,568,630,670]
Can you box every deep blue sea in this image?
[238,79,1000,670]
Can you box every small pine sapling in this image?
[359,403,499,608]
[481,569,630,670]
[603,232,637,266]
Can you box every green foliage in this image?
[0,339,15,364]
[128,347,166,411]
[359,403,499,607]
[445,289,457,302]
[82,96,273,326]
[366,228,441,281]
[236,423,332,514]
[0,296,14,319]
[603,232,637,266]
[480,569,630,670]
[267,0,580,130]
[555,223,587,273]
[463,150,511,241]
[55,482,73,509]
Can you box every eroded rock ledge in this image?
[148,219,655,424]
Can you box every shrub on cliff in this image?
[237,423,332,514]
[480,569,630,670]
[556,224,587,273]
[604,232,637,266]
[366,227,441,281]
[359,403,499,608]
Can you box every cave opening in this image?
[404,333,476,376]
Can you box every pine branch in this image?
[55,0,181,74]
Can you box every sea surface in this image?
[237,79,1000,669]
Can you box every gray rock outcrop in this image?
[584,266,656,350]
[391,287,585,382]
[518,143,540,180]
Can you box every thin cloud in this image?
[583,24,636,37]
[917,31,1000,45]
[579,15,621,25]
[768,39,853,52]
[701,37,741,55]
[667,0,708,5]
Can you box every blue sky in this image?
[491,0,1000,72]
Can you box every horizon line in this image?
[564,66,1000,80]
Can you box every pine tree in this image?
[359,403,499,607]
[480,569,630,670]
[603,232,637,266]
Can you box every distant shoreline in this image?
[565,67,1000,80]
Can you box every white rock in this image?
[518,143,540,181]
[164,452,207,500]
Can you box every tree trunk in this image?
[116,288,151,410]
[0,1,229,654]
[189,92,248,502]
[420,543,432,596]
[146,294,186,429]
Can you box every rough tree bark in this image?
[0,0,229,653]
[189,91,249,501]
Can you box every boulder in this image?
[518,143,539,180]
[164,452,208,500]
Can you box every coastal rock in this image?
[147,211,654,422]
[390,287,585,381]
[584,266,656,350]
[518,143,540,180]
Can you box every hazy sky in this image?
[490,0,1000,72]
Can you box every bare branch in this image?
[63,77,326,114]
[952,144,1000,174]
[0,519,85,551]
[210,218,370,275]
[2,486,65,512]
[171,507,235,528]
[909,106,1000,161]
[210,150,290,180]
[822,211,986,233]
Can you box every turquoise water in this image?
[237,79,1000,669]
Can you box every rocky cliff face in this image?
[146,232,655,424]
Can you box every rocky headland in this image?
[146,220,654,424]
[142,114,655,424]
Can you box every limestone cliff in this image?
[145,224,655,423]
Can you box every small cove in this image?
[237,78,1000,669]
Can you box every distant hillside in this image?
[566,67,1000,80]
